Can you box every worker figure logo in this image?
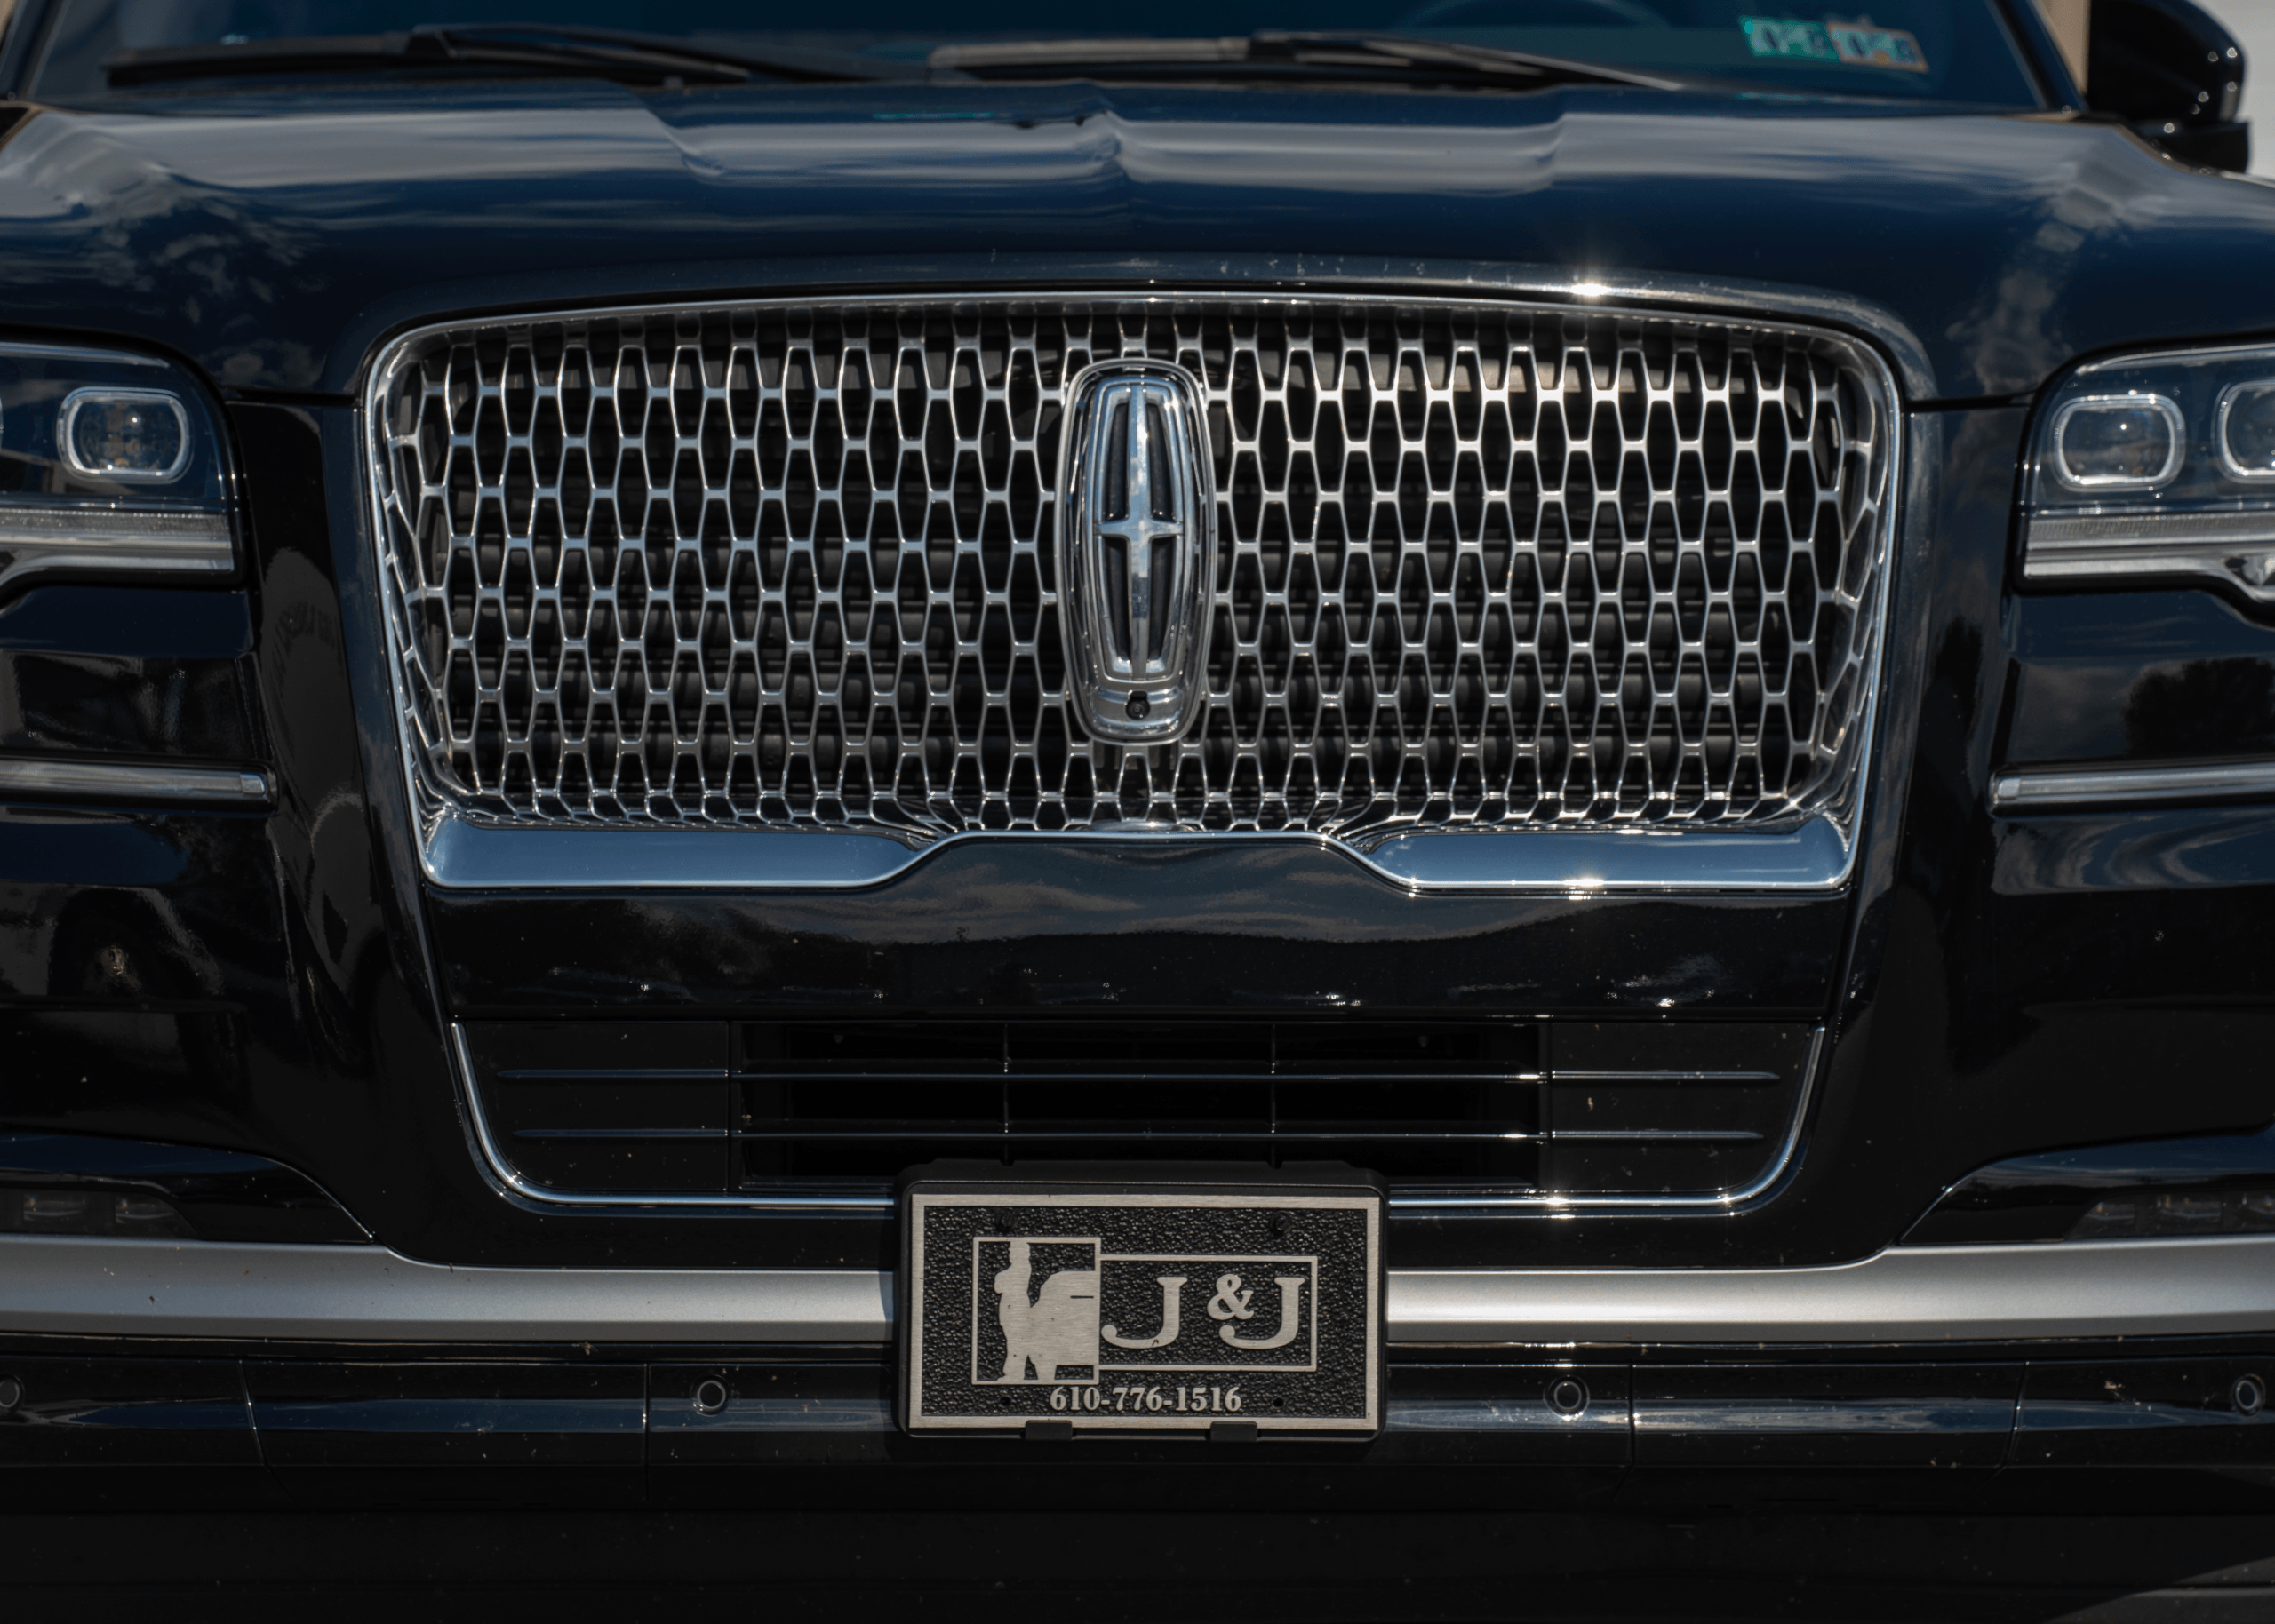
[973,1236,1316,1383]
[985,1238,1101,1383]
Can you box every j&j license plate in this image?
[899,1176,1384,1435]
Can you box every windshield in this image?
[25,0,2045,105]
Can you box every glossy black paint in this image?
[1615,1350,2275,1510]
[1992,804,2275,889]
[0,587,257,760]
[431,859,1844,1016]
[2016,1354,2275,1469]
[0,71,2271,405]
[3,386,2268,1275]
[0,1355,262,1498]
[2002,592,2275,765]
[1630,1362,2019,1486]
[248,1360,647,1505]
[6,1336,2275,1511]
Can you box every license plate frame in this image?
[898,1167,1384,1437]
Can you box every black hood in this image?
[0,78,2270,398]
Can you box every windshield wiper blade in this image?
[930,30,1680,91]
[105,22,910,89]
[1251,31,1682,90]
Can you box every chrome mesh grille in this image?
[369,297,1896,844]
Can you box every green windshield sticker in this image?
[1742,18,1837,59]
[1826,21,1929,71]
[1742,17,1929,72]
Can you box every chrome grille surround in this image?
[365,294,1900,885]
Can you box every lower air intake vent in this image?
[455,1019,1819,1210]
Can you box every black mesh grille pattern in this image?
[369,297,1896,843]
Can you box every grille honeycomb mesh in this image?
[370,297,1895,844]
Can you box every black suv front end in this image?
[1,0,2272,1513]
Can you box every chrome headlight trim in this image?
[2215,378,2275,483]
[2048,392,2185,491]
[56,387,194,484]
[2023,341,2275,604]
[0,339,237,599]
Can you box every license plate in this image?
[899,1170,1384,1436]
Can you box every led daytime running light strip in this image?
[0,504,234,594]
[2023,521,2275,593]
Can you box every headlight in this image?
[2022,343,2275,601]
[0,340,235,600]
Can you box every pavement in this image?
[3,1509,2274,1619]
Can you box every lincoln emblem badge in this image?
[1056,361,1217,743]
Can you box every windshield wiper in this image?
[930,30,1682,92]
[103,20,1670,94]
[105,22,914,89]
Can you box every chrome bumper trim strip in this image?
[7,1231,2274,1343]
[0,758,270,805]
[1329,817,1854,892]
[419,813,1859,894]
[1991,758,2275,811]
[1392,1236,2275,1341]
[423,816,922,889]
[0,1235,891,1342]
